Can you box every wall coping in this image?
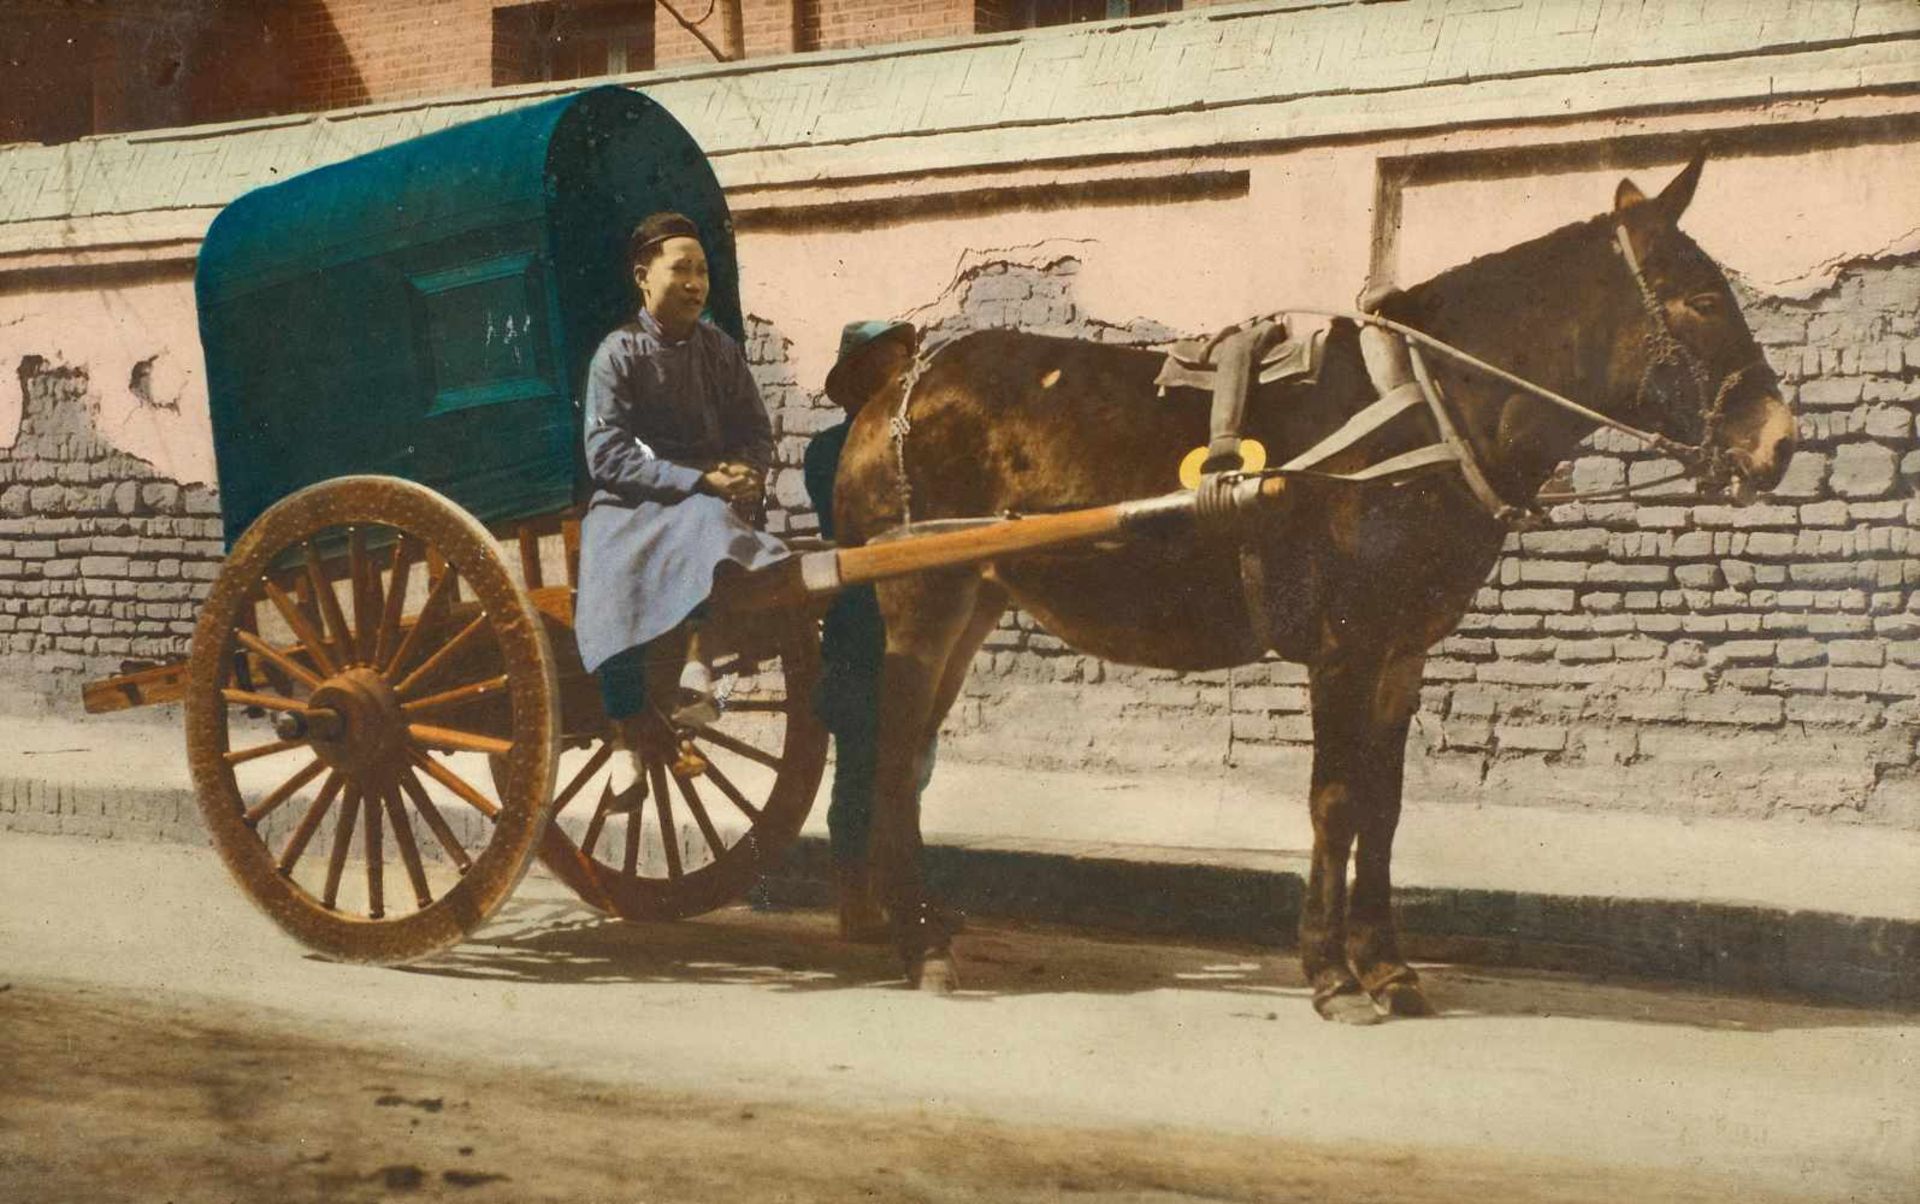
[2,0,1917,262]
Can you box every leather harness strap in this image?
[1202,320,1285,471]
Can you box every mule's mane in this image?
[1399,211,1615,315]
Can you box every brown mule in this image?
[832,157,1796,1017]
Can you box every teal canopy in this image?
[197,85,743,544]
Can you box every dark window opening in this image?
[1001,0,1180,30]
[493,1,657,86]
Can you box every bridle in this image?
[1608,222,1773,498]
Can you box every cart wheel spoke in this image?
[224,737,309,767]
[359,781,385,918]
[701,758,762,822]
[647,758,683,881]
[673,771,727,861]
[222,687,308,714]
[401,675,509,718]
[409,747,501,818]
[372,535,419,669]
[383,566,460,680]
[243,757,328,826]
[277,771,344,875]
[236,628,323,693]
[304,542,354,669]
[581,787,613,860]
[409,723,513,758]
[393,614,490,699]
[693,726,783,772]
[383,785,434,909]
[553,743,614,817]
[348,527,382,665]
[321,787,362,909]
[262,578,341,678]
[622,773,644,876]
[399,767,473,873]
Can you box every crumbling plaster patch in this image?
[0,280,212,483]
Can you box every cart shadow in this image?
[391,897,1910,1033]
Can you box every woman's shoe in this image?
[603,743,649,814]
[670,660,721,729]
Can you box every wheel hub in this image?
[305,667,407,781]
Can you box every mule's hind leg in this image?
[1343,651,1433,1019]
[868,569,991,991]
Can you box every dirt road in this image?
[1,836,1914,1202]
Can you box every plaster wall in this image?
[3,1,1919,828]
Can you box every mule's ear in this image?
[1655,152,1706,221]
[1613,178,1648,212]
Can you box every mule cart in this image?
[76,87,1268,964]
[85,87,1761,981]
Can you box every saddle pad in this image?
[1154,313,1333,395]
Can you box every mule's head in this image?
[1597,156,1789,503]
[1606,155,1795,501]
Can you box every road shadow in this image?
[392,896,1914,1033]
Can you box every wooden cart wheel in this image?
[508,610,826,921]
[184,476,558,964]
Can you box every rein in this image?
[1237,220,1767,525]
[880,222,1765,535]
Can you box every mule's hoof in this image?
[910,954,960,995]
[1372,980,1434,1019]
[1313,989,1381,1026]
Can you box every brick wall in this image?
[812,0,975,51]
[0,358,224,712]
[743,249,1920,829]
[287,0,498,111]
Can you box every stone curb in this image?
[764,836,1920,1011]
[6,774,1914,1010]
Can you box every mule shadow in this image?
[391,895,1911,1034]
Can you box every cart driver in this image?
[574,211,788,812]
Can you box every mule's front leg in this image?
[1343,651,1433,1019]
[1301,663,1372,1025]
[1328,652,1436,1021]
[1302,653,1431,1023]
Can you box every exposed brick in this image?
[1796,377,1864,408]
[1827,640,1886,667]
[1586,563,1670,586]
[1495,723,1567,753]
[1829,443,1899,499]
[1681,694,1784,727]
[1500,590,1576,613]
[1786,696,1886,726]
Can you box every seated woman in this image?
[574,211,787,811]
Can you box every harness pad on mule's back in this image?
[1154,313,1333,396]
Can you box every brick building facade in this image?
[4,0,1920,832]
[4,0,1200,145]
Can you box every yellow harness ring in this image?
[1179,438,1267,490]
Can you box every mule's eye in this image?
[1684,292,1723,316]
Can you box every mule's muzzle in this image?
[1709,391,1795,503]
